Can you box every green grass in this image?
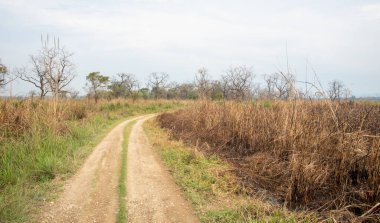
[144,119,315,223]
[0,115,122,223]
[117,120,136,223]
[0,100,185,223]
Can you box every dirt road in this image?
[41,115,198,223]
[127,116,198,223]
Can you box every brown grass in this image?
[0,99,96,139]
[158,100,380,222]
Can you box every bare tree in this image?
[263,72,296,100]
[221,66,254,100]
[195,67,211,99]
[41,36,75,100]
[16,56,49,99]
[328,80,351,101]
[147,72,169,100]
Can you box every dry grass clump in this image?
[0,99,95,139]
[158,100,380,222]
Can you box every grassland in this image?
[158,100,380,222]
[0,99,183,223]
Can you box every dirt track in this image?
[127,116,198,223]
[41,115,198,223]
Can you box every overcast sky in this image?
[0,0,379,96]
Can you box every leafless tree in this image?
[195,67,211,99]
[263,72,296,100]
[221,66,254,100]
[41,36,75,99]
[16,57,49,99]
[328,80,351,101]
[16,37,75,99]
[147,72,169,99]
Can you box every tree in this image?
[263,72,296,100]
[108,73,139,98]
[42,36,75,99]
[147,72,169,99]
[86,72,109,102]
[16,57,49,98]
[195,67,211,99]
[210,80,224,100]
[0,60,11,88]
[328,80,351,101]
[17,36,75,99]
[221,66,254,100]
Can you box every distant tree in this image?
[139,88,150,100]
[0,59,11,88]
[195,67,211,99]
[86,72,109,102]
[221,66,254,100]
[109,73,139,98]
[328,80,351,101]
[179,83,197,99]
[69,89,80,99]
[263,72,295,100]
[166,82,180,99]
[27,90,36,99]
[210,80,224,100]
[147,72,169,99]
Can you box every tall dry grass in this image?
[0,99,90,139]
[158,100,380,222]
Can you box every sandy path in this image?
[40,114,198,223]
[41,116,142,223]
[126,116,199,223]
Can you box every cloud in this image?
[0,0,379,96]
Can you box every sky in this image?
[0,0,379,97]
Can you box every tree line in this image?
[1,37,352,101]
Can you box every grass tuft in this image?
[117,120,136,223]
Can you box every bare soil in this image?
[127,116,199,223]
[40,115,198,223]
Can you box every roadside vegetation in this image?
[144,119,316,222]
[157,100,380,222]
[0,99,183,223]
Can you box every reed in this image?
[158,100,380,222]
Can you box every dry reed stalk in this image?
[158,100,380,222]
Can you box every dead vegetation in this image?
[158,100,380,222]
